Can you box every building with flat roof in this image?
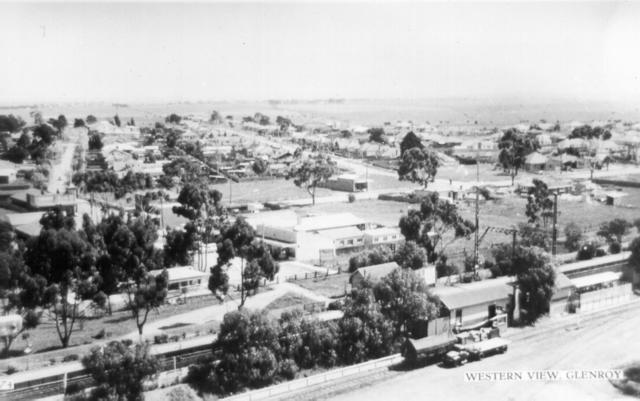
[244,211,402,263]
[11,189,77,214]
[319,174,368,192]
[363,226,403,248]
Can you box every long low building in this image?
[245,210,404,263]
[558,252,630,278]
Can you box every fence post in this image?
[174,356,177,371]
[63,372,67,393]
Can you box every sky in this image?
[1,1,640,104]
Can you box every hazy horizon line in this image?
[2,95,640,108]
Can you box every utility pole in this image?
[365,164,369,192]
[552,192,558,256]
[473,147,480,273]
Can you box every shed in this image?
[605,191,627,206]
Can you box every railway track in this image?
[3,348,212,401]
[273,368,402,401]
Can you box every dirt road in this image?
[329,305,640,401]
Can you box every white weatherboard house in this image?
[149,266,209,292]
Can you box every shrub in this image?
[154,334,169,344]
[564,222,583,252]
[185,361,215,394]
[348,245,395,272]
[65,382,83,395]
[327,300,343,311]
[93,328,106,339]
[63,354,80,362]
[6,366,18,375]
[609,241,622,254]
[576,242,597,261]
[436,257,459,278]
[595,248,606,257]
[285,247,296,259]
[169,335,181,343]
[348,193,356,203]
[278,358,298,380]
[489,264,504,278]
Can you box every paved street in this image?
[329,304,640,401]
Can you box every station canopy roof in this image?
[570,271,621,289]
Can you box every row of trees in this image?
[2,124,59,164]
[72,170,155,198]
[0,114,26,132]
[1,209,169,353]
[165,182,280,308]
[569,125,612,140]
[188,268,437,396]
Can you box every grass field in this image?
[295,274,350,299]
[210,178,334,204]
[0,296,223,371]
[300,199,410,227]
[297,192,640,269]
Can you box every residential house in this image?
[524,152,547,172]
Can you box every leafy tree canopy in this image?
[287,154,337,205]
[0,114,26,133]
[399,131,424,156]
[398,192,475,264]
[498,129,539,184]
[397,147,439,188]
[82,341,159,401]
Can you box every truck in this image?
[403,334,458,366]
[443,336,509,366]
[404,327,509,368]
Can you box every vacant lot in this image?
[457,193,640,235]
[295,274,350,299]
[264,292,319,312]
[210,178,334,204]
[300,199,410,227]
